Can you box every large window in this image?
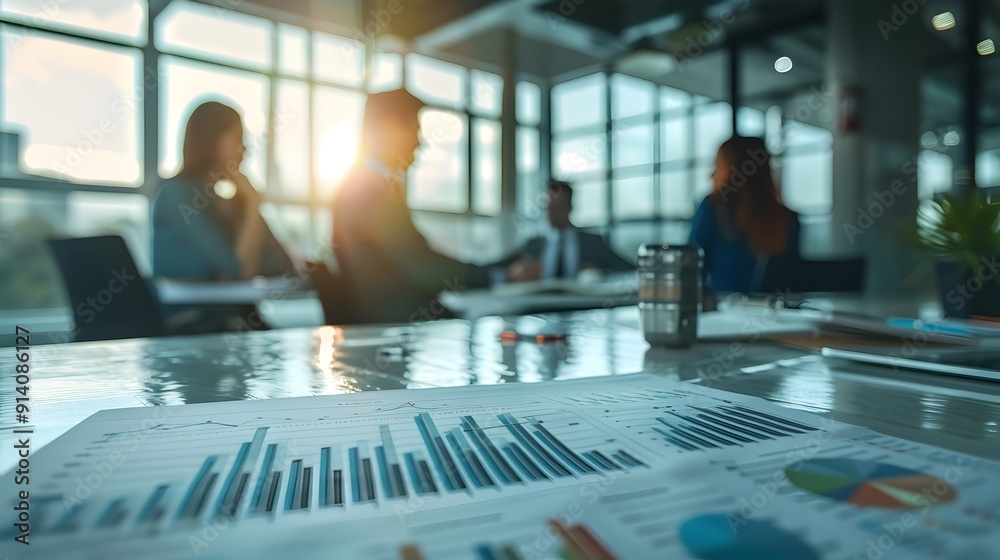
[408,109,468,213]
[1,4,149,313]
[0,1,512,314]
[158,56,271,186]
[980,10,1000,190]
[1,26,142,186]
[918,4,999,195]
[551,72,737,227]
[404,54,503,216]
[156,0,271,70]
[516,81,543,227]
[0,0,146,43]
[773,118,833,214]
[551,74,608,227]
[737,23,834,214]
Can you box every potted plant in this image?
[915,192,1000,319]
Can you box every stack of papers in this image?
[3,374,996,559]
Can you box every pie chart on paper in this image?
[678,513,819,560]
[785,458,958,510]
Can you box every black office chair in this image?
[758,257,867,293]
[306,260,357,325]
[47,236,166,342]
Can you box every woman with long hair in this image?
[152,100,292,281]
[689,136,800,293]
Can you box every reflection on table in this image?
[2,305,998,475]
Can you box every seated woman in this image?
[689,136,800,294]
[152,101,293,329]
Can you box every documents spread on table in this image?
[155,276,309,305]
[3,374,997,559]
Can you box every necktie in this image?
[554,232,565,279]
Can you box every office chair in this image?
[305,260,357,325]
[758,257,867,294]
[47,235,166,342]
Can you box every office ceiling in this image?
[227,0,999,141]
[416,0,827,84]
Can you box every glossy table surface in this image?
[2,305,999,475]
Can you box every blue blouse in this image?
[151,177,292,280]
[689,196,800,293]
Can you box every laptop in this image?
[821,346,1000,382]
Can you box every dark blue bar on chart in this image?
[415,413,467,491]
[498,414,571,477]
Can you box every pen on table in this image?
[399,544,425,560]
[568,524,617,560]
[500,331,568,343]
[886,317,972,336]
[548,519,617,560]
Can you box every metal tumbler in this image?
[637,244,703,347]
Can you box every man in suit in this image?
[506,181,633,282]
[332,89,483,324]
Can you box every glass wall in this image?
[918,1,999,196]
[979,6,1000,191]
[921,62,962,198]
[550,72,738,228]
[0,0,522,312]
[737,23,834,215]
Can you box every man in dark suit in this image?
[332,89,483,324]
[506,181,633,282]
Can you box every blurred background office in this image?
[1,0,999,335]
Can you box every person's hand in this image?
[577,265,604,283]
[224,167,262,210]
[506,259,541,283]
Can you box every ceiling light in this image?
[932,12,956,31]
[617,50,678,78]
[774,57,793,73]
[978,39,996,56]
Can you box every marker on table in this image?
[399,544,425,560]
[886,317,973,337]
[499,331,568,343]
[548,519,617,560]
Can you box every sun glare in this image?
[317,128,360,190]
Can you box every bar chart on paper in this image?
[0,374,845,558]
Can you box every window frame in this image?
[0,1,521,263]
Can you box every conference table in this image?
[2,302,999,476]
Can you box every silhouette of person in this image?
[332,89,485,324]
[505,181,633,283]
[689,136,800,293]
